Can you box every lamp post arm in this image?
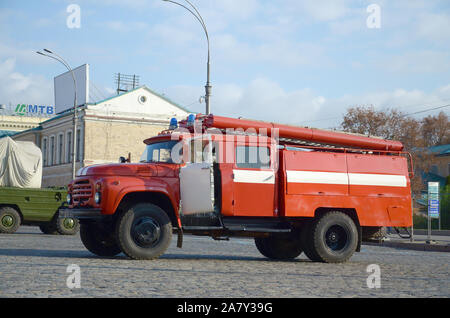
[163,0,209,51]
[37,52,78,107]
[163,0,211,114]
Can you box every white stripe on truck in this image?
[233,169,407,187]
[287,170,407,188]
[233,170,275,184]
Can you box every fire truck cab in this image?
[61,114,413,263]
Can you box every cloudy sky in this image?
[0,0,449,128]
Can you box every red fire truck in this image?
[61,114,413,263]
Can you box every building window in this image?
[66,131,73,163]
[42,138,48,167]
[57,133,64,164]
[50,136,55,166]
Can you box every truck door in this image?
[232,144,276,217]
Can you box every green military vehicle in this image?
[0,187,79,235]
[0,137,78,235]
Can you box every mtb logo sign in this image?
[15,104,55,116]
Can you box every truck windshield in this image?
[140,141,179,163]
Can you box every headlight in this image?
[66,194,72,205]
[94,192,101,204]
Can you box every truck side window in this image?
[235,146,270,169]
[189,140,218,164]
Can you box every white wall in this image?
[87,87,190,120]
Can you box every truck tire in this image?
[309,212,359,263]
[299,220,321,262]
[116,203,172,260]
[0,207,21,234]
[55,215,79,235]
[80,223,122,257]
[255,236,302,260]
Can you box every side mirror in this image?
[119,153,132,163]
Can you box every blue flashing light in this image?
[169,117,178,130]
[187,114,196,126]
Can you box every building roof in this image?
[427,144,450,157]
[0,130,18,139]
[86,85,192,114]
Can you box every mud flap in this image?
[356,224,362,252]
[177,228,183,248]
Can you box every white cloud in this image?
[104,21,148,32]
[416,13,450,43]
[380,50,450,74]
[0,58,53,106]
[166,78,450,129]
[296,0,351,22]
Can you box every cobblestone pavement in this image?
[0,227,449,298]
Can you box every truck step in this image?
[222,217,292,233]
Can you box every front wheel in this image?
[116,203,173,260]
[56,215,79,235]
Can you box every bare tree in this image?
[340,106,448,201]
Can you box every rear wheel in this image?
[116,203,172,260]
[39,213,79,235]
[309,212,359,263]
[0,207,21,234]
[299,220,321,262]
[255,235,302,260]
[80,223,121,257]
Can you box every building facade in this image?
[0,115,46,140]
[12,86,191,187]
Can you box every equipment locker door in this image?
[232,145,276,217]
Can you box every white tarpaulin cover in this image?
[0,137,42,188]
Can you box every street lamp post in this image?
[162,0,211,115]
[36,49,78,180]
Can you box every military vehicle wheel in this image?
[116,203,172,260]
[56,215,79,235]
[309,212,358,263]
[80,223,121,257]
[255,236,302,260]
[0,207,21,234]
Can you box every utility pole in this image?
[37,49,78,179]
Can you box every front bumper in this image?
[59,208,103,220]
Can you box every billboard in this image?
[54,64,89,114]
